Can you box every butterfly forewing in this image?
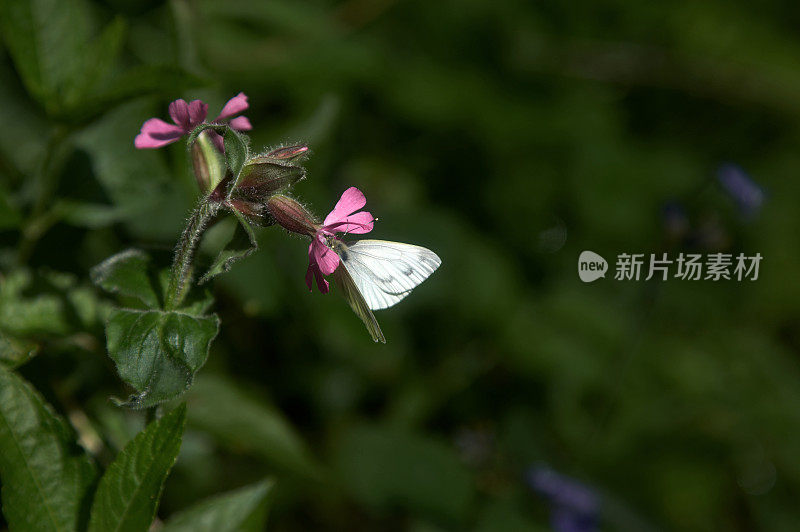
[341,240,442,311]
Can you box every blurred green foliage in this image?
[1,0,800,530]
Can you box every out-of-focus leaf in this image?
[0,185,21,229]
[186,374,318,477]
[0,0,92,113]
[73,99,190,241]
[0,365,97,532]
[106,309,219,409]
[0,330,38,368]
[0,270,69,336]
[68,17,126,111]
[56,200,126,229]
[334,424,473,523]
[199,212,257,284]
[160,479,275,532]
[91,249,160,309]
[82,65,206,121]
[88,404,187,532]
[0,59,49,176]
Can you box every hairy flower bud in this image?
[266,195,318,236]
[266,144,309,161]
[234,157,306,201]
[191,131,226,195]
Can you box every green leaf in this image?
[0,270,70,337]
[0,0,93,113]
[160,479,276,532]
[88,404,187,532]
[0,329,38,368]
[91,249,161,309]
[186,374,318,477]
[73,99,191,241]
[223,128,249,192]
[67,17,126,113]
[0,365,98,532]
[199,212,258,284]
[334,424,473,522]
[106,309,219,409]
[56,200,126,229]
[87,65,206,117]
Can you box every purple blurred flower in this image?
[716,164,765,218]
[526,466,599,532]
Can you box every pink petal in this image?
[216,92,249,121]
[134,118,185,148]
[187,99,208,128]
[312,236,340,275]
[305,261,329,293]
[306,244,331,293]
[229,116,252,131]
[168,99,191,129]
[206,130,225,153]
[324,211,374,234]
[323,187,367,227]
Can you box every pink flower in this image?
[134,92,253,149]
[306,187,374,293]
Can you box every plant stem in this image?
[165,201,218,310]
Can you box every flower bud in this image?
[191,131,226,196]
[266,195,318,236]
[266,144,309,161]
[228,199,264,220]
[234,158,306,201]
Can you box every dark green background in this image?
[2,0,800,530]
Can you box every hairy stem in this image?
[165,201,218,310]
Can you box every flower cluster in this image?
[134,94,440,342]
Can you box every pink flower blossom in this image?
[306,187,374,293]
[134,92,253,149]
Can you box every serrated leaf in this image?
[106,309,219,409]
[160,479,276,532]
[87,404,187,532]
[0,365,98,532]
[199,212,257,284]
[187,374,318,478]
[91,249,161,309]
[223,128,248,192]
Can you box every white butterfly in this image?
[331,239,441,343]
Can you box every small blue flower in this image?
[716,164,765,219]
[526,466,599,532]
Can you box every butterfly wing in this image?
[340,240,442,311]
[332,263,386,343]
